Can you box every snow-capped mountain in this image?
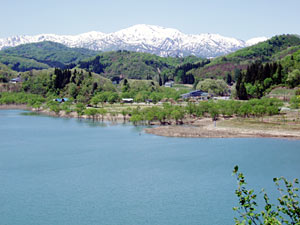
[0,24,268,58]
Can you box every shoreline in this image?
[144,126,300,139]
[0,104,31,110]
[1,104,300,140]
[144,119,300,140]
[0,104,130,122]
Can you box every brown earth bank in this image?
[0,104,30,110]
[145,117,300,140]
[145,125,300,139]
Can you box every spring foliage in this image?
[233,166,300,225]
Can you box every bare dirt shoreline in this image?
[0,104,31,110]
[144,125,300,139]
[1,104,300,140]
[145,117,300,140]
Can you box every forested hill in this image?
[235,46,300,99]
[0,41,100,72]
[186,34,300,80]
[77,50,201,82]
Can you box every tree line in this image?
[0,92,283,124]
[236,61,284,100]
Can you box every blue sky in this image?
[1,0,299,40]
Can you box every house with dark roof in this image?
[121,98,134,103]
[180,90,209,99]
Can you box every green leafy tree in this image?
[90,95,100,107]
[252,105,267,120]
[144,108,156,124]
[48,101,60,115]
[98,92,109,106]
[287,69,300,88]
[171,108,185,124]
[208,104,220,121]
[98,108,107,121]
[60,101,72,114]
[196,79,229,96]
[121,109,128,121]
[130,114,143,125]
[75,103,85,117]
[108,92,119,104]
[84,108,98,120]
[238,103,251,118]
[233,166,300,225]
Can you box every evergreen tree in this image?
[277,63,283,84]
[236,72,248,100]
[234,69,241,81]
[122,78,130,92]
[263,63,271,80]
[92,82,98,94]
[226,73,232,85]
[239,82,248,100]
[159,75,162,86]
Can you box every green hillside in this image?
[187,34,300,80]
[0,41,100,71]
[223,34,300,62]
[77,50,201,81]
[0,55,50,72]
[235,47,300,99]
[21,68,114,99]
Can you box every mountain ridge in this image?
[0,41,100,71]
[0,24,268,58]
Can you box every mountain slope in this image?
[0,24,268,58]
[0,41,100,71]
[78,50,201,80]
[187,34,300,79]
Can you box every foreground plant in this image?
[233,166,300,225]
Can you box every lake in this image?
[0,110,300,225]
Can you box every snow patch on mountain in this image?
[0,24,268,58]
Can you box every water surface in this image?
[0,110,300,225]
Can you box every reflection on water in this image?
[20,111,41,116]
[75,118,108,128]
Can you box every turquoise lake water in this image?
[0,110,300,225]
